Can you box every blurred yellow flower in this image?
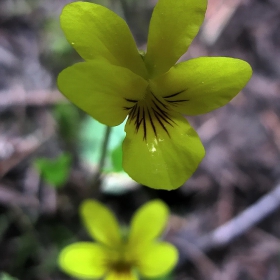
[58,200,178,280]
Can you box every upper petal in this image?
[57,61,148,126]
[80,200,122,247]
[151,57,253,115]
[123,108,205,190]
[137,242,178,278]
[144,0,207,78]
[60,2,147,78]
[58,242,108,279]
[128,200,169,247]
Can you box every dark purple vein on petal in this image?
[151,92,168,109]
[152,108,174,128]
[166,99,189,103]
[142,107,147,140]
[153,111,170,137]
[125,98,138,103]
[163,90,186,99]
[152,100,176,125]
[147,108,157,138]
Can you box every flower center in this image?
[110,261,133,274]
[124,88,180,141]
[106,245,137,278]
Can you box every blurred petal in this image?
[123,109,205,190]
[80,200,122,247]
[60,2,147,78]
[151,57,252,115]
[58,242,108,279]
[57,61,148,126]
[144,0,207,78]
[105,270,138,280]
[137,242,178,277]
[128,200,168,247]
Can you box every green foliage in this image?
[14,233,37,273]
[111,141,123,172]
[35,247,59,276]
[34,153,72,188]
[0,215,10,242]
[79,117,125,172]
[53,104,80,146]
[44,18,72,55]
[0,273,18,280]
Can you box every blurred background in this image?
[0,0,280,279]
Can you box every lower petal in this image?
[137,242,178,278]
[105,270,138,280]
[122,112,205,190]
[58,242,108,279]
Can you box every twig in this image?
[0,184,39,208]
[98,126,112,174]
[172,182,280,267]
[174,236,223,279]
[0,111,56,177]
[198,182,280,251]
[201,0,243,46]
[0,87,67,107]
[91,126,112,191]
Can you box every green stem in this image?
[99,126,112,173]
[91,126,112,190]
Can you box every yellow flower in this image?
[58,200,178,280]
[58,0,252,190]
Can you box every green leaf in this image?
[0,273,18,280]
[111,141,123,172]
[144,272,174,280]
[79,117,125,171]
[53,104,80,145]
[34,153,72,188]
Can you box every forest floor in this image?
[0,0,280,279]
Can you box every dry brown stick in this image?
[0,87,67,107]
[197,182,280,251]
[0,111,56,177]
[201,0,243,46]
[174,236,223,279]
[172,183,280,270]
[0,184,39,208]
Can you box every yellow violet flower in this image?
[58,199,178,280]
[58,0,252,190]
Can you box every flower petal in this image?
[80,200,122,247]
[144,0,207,78]
[60,2,147,78]
[137,242,178,278]
[105,270,138,280]
[128,200,169,247]
[57,61,148,126]
[151,57,253,115]
[123,111,205,190]
[58,242,108,279]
